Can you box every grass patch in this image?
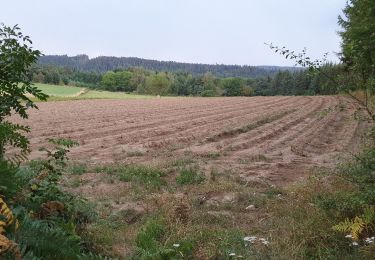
[66,162,88,175]
[95,164,167,189]
[135,216,167,256]
[263,185,285,198]
[33,83,84,96]
[134,215,196,259]
[199,151,221,159]
[31,83,165,101]
[80,89,153,99]
[133,213,258,259]
[125,150,145,157]
[83,218,128,256]
[191,228,260,259]
[208,168,223,182]
[167,157,195,168]
[256,181,361,259]
[93,164,119,175]
[117,165,167,189]
[176,168,206,186]
[68,177,81,188]
[317,107,333,118]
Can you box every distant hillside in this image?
[38,54,301,78]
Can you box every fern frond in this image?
[0,197,18,234]
[0,160,21,198]
[14,216,82,259]
[333,216,365,240]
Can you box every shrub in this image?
[201,89,216,97]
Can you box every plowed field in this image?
[15,96,370,185]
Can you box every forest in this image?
[31,62,341,96]
[38,54,300,78]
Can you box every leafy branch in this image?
[0,23,49,161]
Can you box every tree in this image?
[145,72,171,95]
[101,70,135,92]
[115,71,134,92]
[101,71,116,91]
[338,0,375,104]
[44,69,60,85]
[169,72,191,96]
[188,76,204,96]
[221,78,245,96]
[130,67,147,93]
[0,23,48,161]
[202,72,221,96]
[32,72,45,83]
[241,86,254,96]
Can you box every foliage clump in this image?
[176,168,206,186]
[0,24,48,162]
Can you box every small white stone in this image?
[173,244,180,248]
[229,253,236,256]
[244,236,257,242]
[245,205,256,210]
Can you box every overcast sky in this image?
[1,0,346,66]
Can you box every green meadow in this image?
[33,83,153,101]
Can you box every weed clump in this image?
[176,168,206,186]
[66,162,87,175]
[117,165,167,190]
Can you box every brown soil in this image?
[11,96,371,186]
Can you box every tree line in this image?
[37,54,301,78]
[31,63,343,96]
